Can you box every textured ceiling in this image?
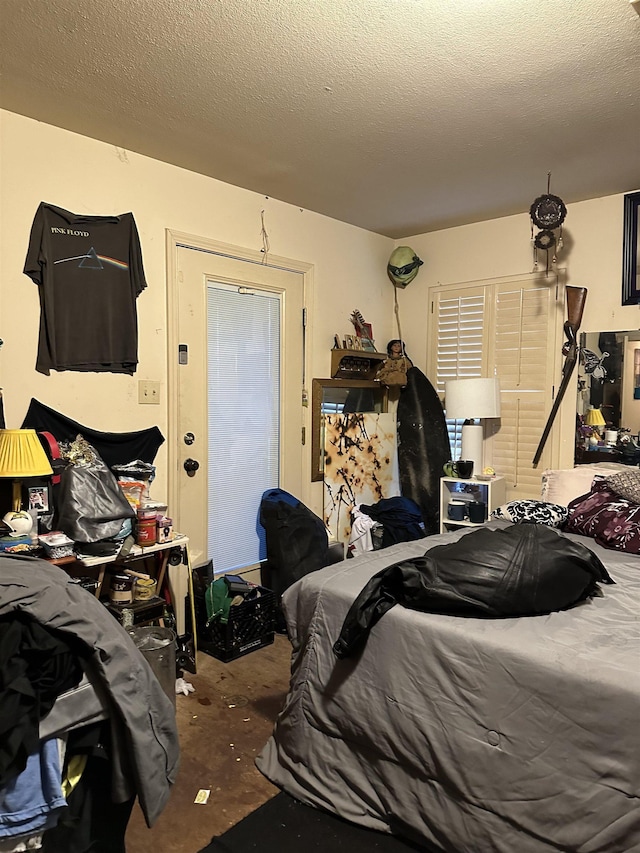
[1,0,639,238]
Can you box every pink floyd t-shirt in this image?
[24,202,147,375]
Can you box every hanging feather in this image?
[350,309,374,348]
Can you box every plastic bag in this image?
[56,453,135,543]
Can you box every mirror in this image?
[311,378,388,481]
[622,191,640,305]
[576,329,640,464]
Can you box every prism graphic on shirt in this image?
[53,246,129,270]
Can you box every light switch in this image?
[138,380,161,405]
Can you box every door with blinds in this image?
[205,282,281,574]
[428,275,563,501]
[172,243,305,571]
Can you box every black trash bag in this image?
[259,489,331,633]
[56,459,135,544]
[334,524,614,659]
[259,489,330,599]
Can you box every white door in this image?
[171,242,305,571]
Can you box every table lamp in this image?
[584,406,606,436]
[0,429,53,536]
[444,378,501,475]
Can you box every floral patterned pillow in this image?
[491,500,568,528]
[565,478,640,553]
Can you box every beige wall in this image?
[2,107,638,513]
[400,191,640,470]
[0,110,394,515]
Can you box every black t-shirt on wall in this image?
[24,202,147,375]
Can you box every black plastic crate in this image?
[199,586,275,663]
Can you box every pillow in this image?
[605,470,640,504]
[540,465,625,507]
[564,478,640,553]
[491,500,568,528]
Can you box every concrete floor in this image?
[125,634,293,853]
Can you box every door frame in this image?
[165,230,315,536]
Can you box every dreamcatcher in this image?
[530,173,567,275]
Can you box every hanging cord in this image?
[394,287,403,344]
[260,209,270,265]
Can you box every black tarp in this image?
[22,398,164,467]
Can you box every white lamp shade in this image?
[445,378,501,474]
[444,378,501,420]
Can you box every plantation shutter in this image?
[487,280,560,499]
[429,286,487,459]
[428,276,561,501]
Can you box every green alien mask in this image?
[387,246,423,288]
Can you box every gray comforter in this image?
[256,524,640,852]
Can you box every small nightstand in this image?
[440,476,507,534]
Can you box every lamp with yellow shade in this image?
[584,407,606,449]
[584,407,606,430]
[0,429,53,537]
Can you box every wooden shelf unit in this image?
[330,348,386,380]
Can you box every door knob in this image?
[184,458,200,476]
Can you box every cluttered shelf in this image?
[1,532,192,636]
[0,431,196,633]
[50,534,192,635]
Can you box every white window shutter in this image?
[487,280,560,498]
[431,288,486,391]
[428,276,562,502]
[429,287,487,459]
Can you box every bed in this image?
[256,473,640,853]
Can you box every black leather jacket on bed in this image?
[334,523,613,659]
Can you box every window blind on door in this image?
[207,283,281,573]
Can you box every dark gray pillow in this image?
[491,500,568,528]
